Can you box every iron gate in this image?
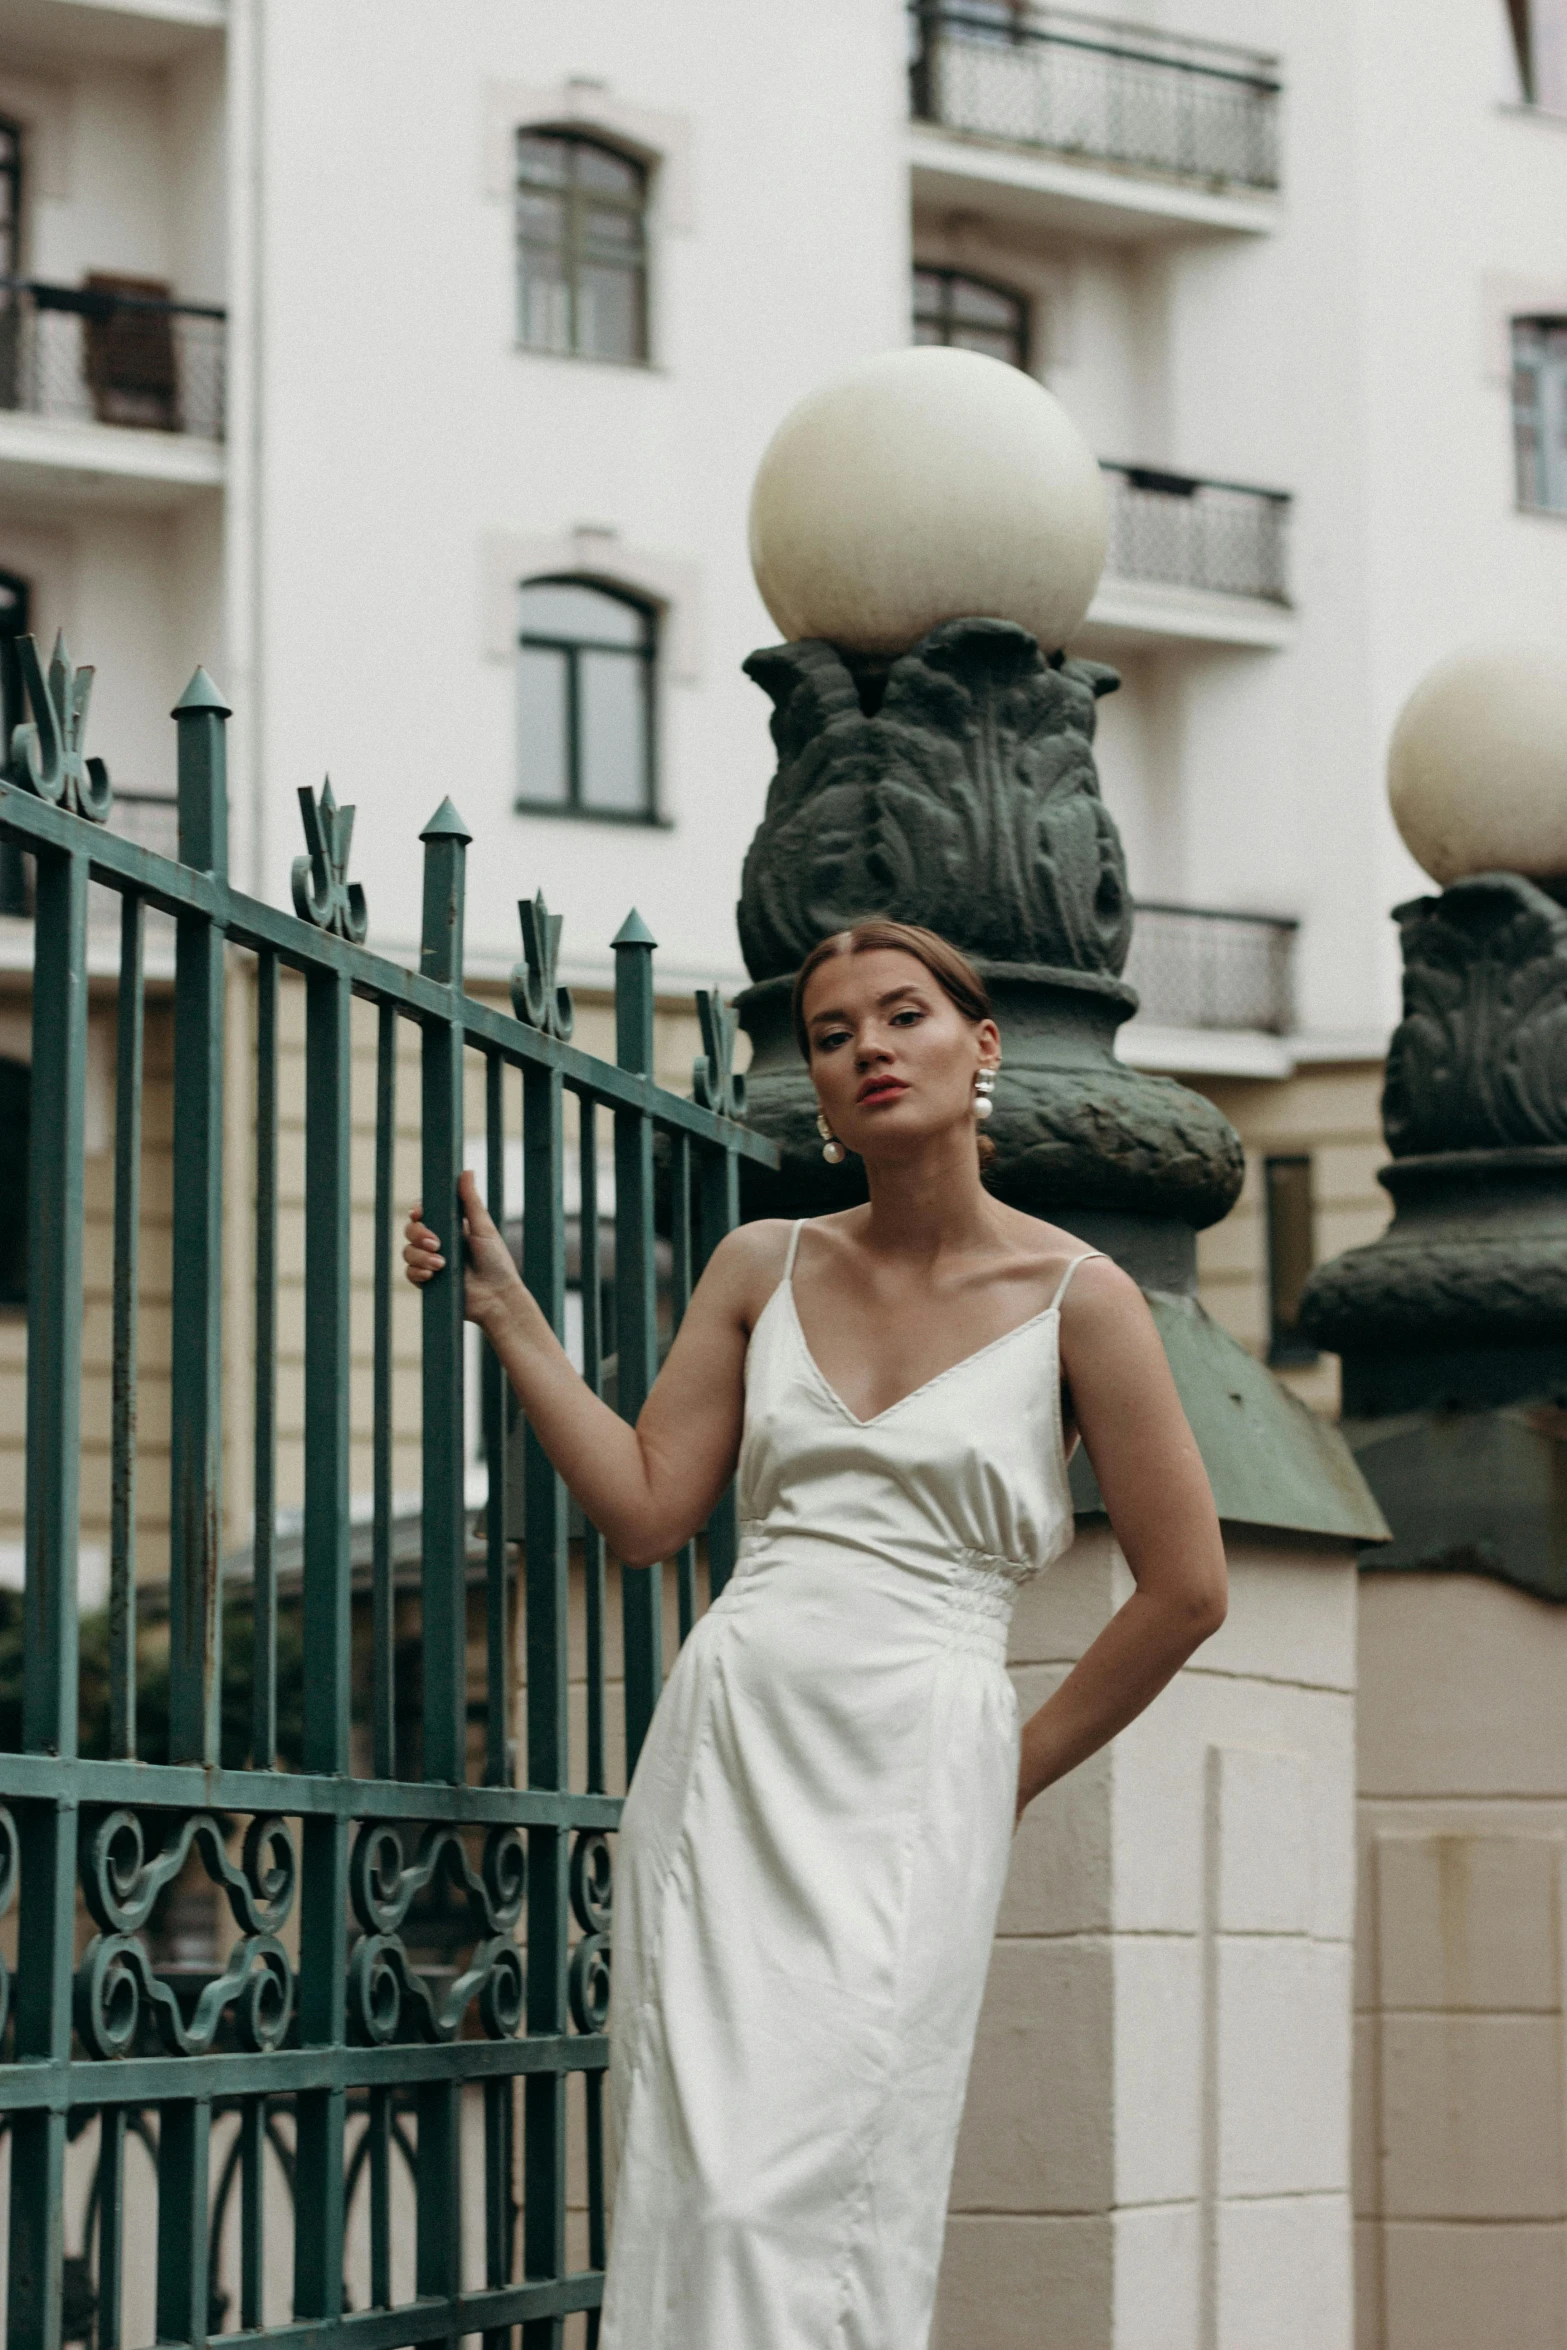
[0,636,775,2347]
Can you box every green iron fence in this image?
[0,634,776,2347]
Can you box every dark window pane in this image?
[583,203,642,251]
[912,318,945,345]
[1513,316,1567,513]
[1265,1154,1316,1366]
[516,134,569,186]
[578,263,643,361]
[576,144,643,197]
[578,650,647,813]
[516,644,570,806]
[520,581,645,647]
[909,266,1027,369]
[950,278,1017,328]
[517,191,567,245]
[519,250,571,353]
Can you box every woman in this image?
[404,919,1226,2350]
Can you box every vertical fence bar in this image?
[292,957,353,2325]
[418,797,472,1789]
[167,668,230,1766]
[416,800,471,2336]
[252,946,278,1769]
[522,1045,569,2347]
[483,1051,508,1789]
[238,2096,265,2331]
[155,2098,211,2348]
[578,1102,606,1795]
[372,1001,397,1782]
[8,832,88,2350]
[696,1143,742,1599]
[668,1130,696,1642]
[611,911,660,1773]
[109,892,143,1758]
[96,2106,126,2350]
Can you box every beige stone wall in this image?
[937,1524,1359,2350]
[1185,1060,1387,1418]
[1356,1572,1567,2350]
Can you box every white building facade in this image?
[1,4,1566,2346]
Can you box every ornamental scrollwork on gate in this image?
[692,991,746,1121]
[8,631,113,822]
[346,1822,528,2044]
[511,889,575,1040]
[568,1828,612,2034]
[72,1810,298,2060]
[291,777,369,942]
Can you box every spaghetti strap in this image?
[783,1218,806,1285]
[1050,1249,1106,1313]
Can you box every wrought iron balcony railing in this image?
[910,3,1281,191]
[1100,462,1291,604]
[0,275,226,442]
[1126,901,1297,1035]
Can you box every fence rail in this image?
[0,631,775,2349]
[1100,463,1291,603]
[0,278,226,442]
[1125,899,1297,1034]
[910,2,1281,189]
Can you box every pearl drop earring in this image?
[816,1110,846,1166]
[974,1067,997,1121]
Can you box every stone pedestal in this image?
[936,1529,1358,2350]
[1302,870,1567,2350]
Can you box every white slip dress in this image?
[599,1223,1103,2350]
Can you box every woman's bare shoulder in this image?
[700,1218,799,1326]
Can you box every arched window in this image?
[516,578,657,821]
[516,130,648,363]
[912,266,1029,369]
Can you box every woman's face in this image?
[801,948,999,1163]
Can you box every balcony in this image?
[1120,901,1298,1076]
[1081,463,1295,650]
[908,3,1282,240]
[0,277,226,506]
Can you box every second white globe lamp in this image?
[1387,643,1567,889]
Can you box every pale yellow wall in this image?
[1186,1060,1388,1417]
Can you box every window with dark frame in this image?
[1264,1154,1317,1368]
[516,577,658,823]
[0,115,23,415]
[515,129,648,364]
[1512,317,1567,513]
[913,266,1030,369]
[0,1058,28,1305]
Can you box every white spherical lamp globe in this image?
[1387,643,1567,888]
[748,345,1108,658]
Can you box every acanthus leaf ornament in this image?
[511,889,575,1040]
[291,777,368,942]
[9,630,113,822]
[692,990,747,1119]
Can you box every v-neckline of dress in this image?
[782,1275,1057,1433]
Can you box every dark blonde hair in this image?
[791,921,997,1167]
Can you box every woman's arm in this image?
[404,1171,771,1567]
[1016,1258,1228,1820]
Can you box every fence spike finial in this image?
[171,666,232,718]
[693,991,747,1120]
[511,890,574,1041]
[291,776,368,943]
[420,797,472,845]
[9,629,112,822]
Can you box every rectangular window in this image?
[1513,318,1567,513]
[516,576,657,822]
[1265,1154,1317,1368]
[516,131,648,364]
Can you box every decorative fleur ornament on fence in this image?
[346,1822,528,2043]
[511,888,575,1039]
[8,629,112,820]
[569,1828,614,2033]
[291,776,368,941]
[693,988,747,1119]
